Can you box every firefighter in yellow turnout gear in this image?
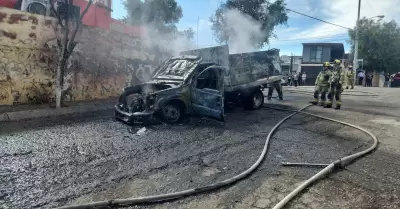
[345,65,355,89]
[310,62,331,106]
[326,59,345,109]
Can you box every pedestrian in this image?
[294,72,299,87]
[345,66,354,89]
[384,73,390,87]
[326,59,344,109]
[310,62,331,106]
[297,72,302,86]
[287,73,292,86]
[368,73,374,87]
[365,72,370,87]
[302,72,307,86]
[357,71,365,86]
[267,80,283,100]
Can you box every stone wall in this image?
[0,7,169,105]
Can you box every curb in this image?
[0,103,114,122]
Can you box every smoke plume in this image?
[141,25,195,56]
[223,9,264,54]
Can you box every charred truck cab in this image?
[115,45,282,124]
[115,56,226,124]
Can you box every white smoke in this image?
[141,25,195,56]
[223,9,265,54]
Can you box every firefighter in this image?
[345,65,355,89]
[310,62,331,105]
[326,59,345,109]
[267,80,283,100]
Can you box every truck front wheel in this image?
[245,89,264,110]
[160,102,183,124]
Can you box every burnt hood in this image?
[151,55,202,82]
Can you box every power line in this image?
[271,38,348,44]
[287,9,352,30]
[272,34,349,42]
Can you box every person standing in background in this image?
[345,66,354,89]
[297,72,302,86]
[287,73,292,86]
[365,72,373,87]
[384,73,391,87]
[293,72,299,87]
[302,72,307,86]
[357,71,365,86]
[369,73,374,87]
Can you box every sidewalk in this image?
[0,98,117,122]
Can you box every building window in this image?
[310,46,323,63]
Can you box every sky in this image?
[111,0,400,56]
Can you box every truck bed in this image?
[180,45,283,92]
[225,75,282,92]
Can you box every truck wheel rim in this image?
[163,105,180,121]
[253,93,263,107]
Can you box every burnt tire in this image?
[245,90,264,110]
[161,102,182,124]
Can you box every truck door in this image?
[190,67,225,121]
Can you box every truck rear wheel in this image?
[245,89,264,110]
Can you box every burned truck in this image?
[114,45,282,124]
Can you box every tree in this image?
[179,27,195,41]
[349,18,400,74]
[122,0,193,50]
[210,0,288,48]
[49,0,94,108]
[123,0,182,32]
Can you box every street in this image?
[1,87,400,209]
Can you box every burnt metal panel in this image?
[180,45,230,85]
[228,49,281,86]
[180,45,229,68]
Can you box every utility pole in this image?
[290,53,293,73]
[353,0,361,81]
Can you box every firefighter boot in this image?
[319,100,326,106]
[335,101,342,109]
[310,98,318,105]
[324,101,332,108]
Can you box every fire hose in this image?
[58,104,378,209]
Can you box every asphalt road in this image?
[1,90,399,209]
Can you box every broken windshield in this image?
[152,57,201,81]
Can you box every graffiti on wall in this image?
[0,7,171,105]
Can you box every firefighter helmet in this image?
[323,62,331,67]
[348,65,353,69]
[334,59,341,64]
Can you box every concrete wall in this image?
[0,7,169,105]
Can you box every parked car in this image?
[390,72,400,87]
[115,45,283,124]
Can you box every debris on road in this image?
[136,127,147,136]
